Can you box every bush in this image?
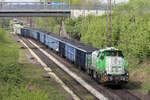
[65,0,150,61]
[0,63,23,84]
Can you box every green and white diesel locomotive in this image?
[88,47,129,85]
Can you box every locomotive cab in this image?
[90,47,129,85]
[105,50,125,75]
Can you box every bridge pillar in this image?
[59,18,69,38]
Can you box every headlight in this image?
[125,70,129,76]
[126,72,129,76]
[104,71,107,76]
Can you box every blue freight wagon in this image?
[46,33,97,70]
[65,44,76,62]
[21,28,29,37]
[32,29,39,40]
[59,42,65,57]
[29,29,34,38]
[45,34,59,52]
[60,38,97,70]
[29,28,38,40]
[40,32,46,44]
[20,28,25,36]
[22,28,31,38]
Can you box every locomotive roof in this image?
[99,47,119,52]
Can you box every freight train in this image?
[18,27,129,85]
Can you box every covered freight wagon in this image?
[39,32,46,44]
[46,32,97,70]
[61,38,97,70]
[45,34,59,52]
[32,29,40,40]
[21,28,31,37]
[20,28,97,70]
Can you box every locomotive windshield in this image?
[106,50,124,57]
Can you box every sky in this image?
[4,0,129,3]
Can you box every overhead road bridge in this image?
[0,2,71,17]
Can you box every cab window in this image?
[100,52,104,60]
[97,51,101,57]
[106,50,124,57]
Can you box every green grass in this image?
[19,52,67,100]
[125,56,150,94]
[0,29,68,100]
[0,30,19,64]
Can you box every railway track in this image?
[21,37,98,100]
[18,35,142,100]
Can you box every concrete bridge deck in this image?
[0,2,71,17]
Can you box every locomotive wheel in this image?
[93,71,97,79]
[96,73,101,84]
[87,68,91,76]
[91,70,94,79]
[100,74,104,84]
